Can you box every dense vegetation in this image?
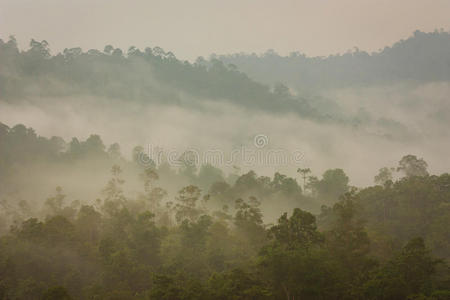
[0,36,322,120]
[0,123,449,299]
[1,29,450,300]
[217,30,450,91]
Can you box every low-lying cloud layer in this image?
[1,81,449,189]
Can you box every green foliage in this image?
[207,269,271,299]
[308,168,349,203]
[0,177,448,299]
[354,174,450,259]
[0,127,449,299]
[217,30,450,91]
[0,36,323,120]
[261,209,336,299]
[363,238,445,300]
[174,185,206,223]
[374,167,394,185]
[397,154,429,177]
[269,208,322,249]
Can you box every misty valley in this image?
[1,30,450,300]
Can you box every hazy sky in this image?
[1,0,450,60]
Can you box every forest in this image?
[217,30,450,92]
[1,22,450,299]
[0,123,449,299]
[0,36,320,121]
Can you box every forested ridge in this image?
[0,123,449,300]
[1,29,450,300]
[0,36,322,121]
[217,30,450,91]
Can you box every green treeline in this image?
[0,124,449,299]
[0,37,320,120]
[217,30,450,91]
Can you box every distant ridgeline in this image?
[0,36,325,121]
[3,31,448,121]
[216,30,450,91]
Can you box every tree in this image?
[297,168,311,192]
[103,45,114,54]
[397,155,429,177]
[150,273,206,300]
[101,165,126,216]
[107,143,122,160]
[208,269,271,299]
[271,172,301,196]
[364,238,445,299]
[138,169,167,216]
[374,167,394,185]
[269,208,323,249]
[76,205,102,244]
[174,185,205,223]
[233,197,266,251]
[197,164,225,190]
[260,209,333,300]
[44,186,66,216]
[325,192,377,296]
[310,169,349,203]
[28,39,50,59]
[84,134,106,156]
[132,145,156,169]
[140,168,159,193]
[130,211,161,266]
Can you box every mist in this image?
[1,83,449,188]
[1,23,450,299]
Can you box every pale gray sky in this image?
[1,0,450,60]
